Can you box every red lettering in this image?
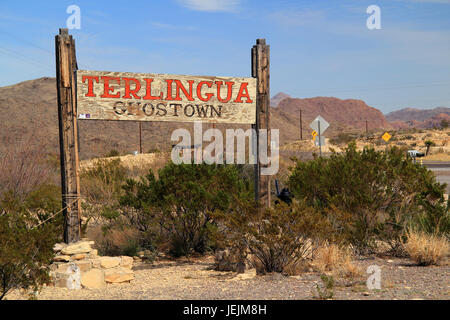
[82,75,99,97]
[197,81,214,102]
[165,80,174,101]
[143,79,163,100]
[174,80,194,101]
[122,77,141,99]
[234,82,253,103]
[216,81,234,103]
[101,76,121,98]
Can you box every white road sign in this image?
[309,116,329,134]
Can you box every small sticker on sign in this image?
[79,114,90,119]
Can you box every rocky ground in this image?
[5,255,449,300]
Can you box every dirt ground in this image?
[5,255,449,300]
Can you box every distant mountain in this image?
[270,92,291,108]
[386,107,450,129]
[276,97,391,133]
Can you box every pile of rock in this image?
[50,240,134,289]
[214,248,254,273]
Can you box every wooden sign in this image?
[77,70,256,124]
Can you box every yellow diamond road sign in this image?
[382,132,391,142]
[312,130,318,139]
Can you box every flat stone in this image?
[56,263,72,273]
[104,267,134,283]
[100,257,121,269]
[61,241,93,255]
[87,249,98,259]
[53,243,67,252]
[53,255,71,262]
[75,260,92,272]
[81,268,105,289]
[71,253,86,260]
[90,258,101,268]
[120,256,133,269]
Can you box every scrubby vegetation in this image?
[118,162,252,257]
[0,140,62,299]
[287,143,449,254]
[2,135,449,298]
[404,230,449,266]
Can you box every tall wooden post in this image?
[252,39,271,208]
[299,109,303,140]
[139,121,143,153]
[56,28,81,244]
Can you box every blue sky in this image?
[0,0,449,113]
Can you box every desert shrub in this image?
[0,139,63,299]
[404,230,449,266]
[92,225,142,257]
[119,162,252,257]
[215,200,333,274]
[415,188,450,236]
[314,274,335,300]
[330,133,355,145]
[0,187,62,300]
[0,212,58,299]
[0,138,57,201]
[81,158,128,205]
[288,143,447,252]
[312,244,361,279]
[106,149,120,157]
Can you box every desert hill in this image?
[0,78,392,159]
[270,92,290,108]
[386,107,450,129]
[276,96,391,133]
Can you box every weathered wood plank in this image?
[253,39,271,208]
[56,28,81,244]
[77,70,257,124]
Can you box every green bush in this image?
[330,133,355,145]
[0,184,62,300]
[215,200,333,274]
[288,143,448,252]
[81,158,128,205]
[119,162,252,257]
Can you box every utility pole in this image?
[252,39,271,208]
[55,28,81,244]
[139,121,142,154]
[365,120,368,135]
[299,109,303,140]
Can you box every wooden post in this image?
[139,121,143,154]
[252,39,271,208]
[300,109,303,140]
[56,28,81,244]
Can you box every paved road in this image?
[423,161,450,193]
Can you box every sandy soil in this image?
[5,255,449,300]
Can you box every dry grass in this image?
[312,244,362,279]
[404,230,449,266]
[0,135,57,201]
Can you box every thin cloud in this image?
[269,9,326,28]
[151,22,197,31]
[176,0,240,12]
